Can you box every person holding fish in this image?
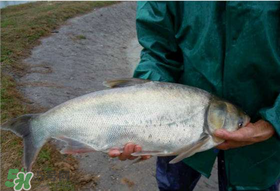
[109,2,280,191]
[1,2,279,191]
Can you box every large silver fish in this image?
[1,79,250,171]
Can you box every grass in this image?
[76,35,87,40]
[1,1,117,190]
[38,148,51,161]
[49,181,75,191]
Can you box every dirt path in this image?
[19,2,218,190]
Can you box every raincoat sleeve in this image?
[259,95,280,138]
[133,2,183,82]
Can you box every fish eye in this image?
[238,121,243,128]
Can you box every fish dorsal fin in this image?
[103,78,151,88]
[169,133,210,164]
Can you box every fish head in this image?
[207,99,250,135]
[222,101,250,132]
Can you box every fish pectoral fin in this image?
[55,136,96,154]
[60,145,95,155]
[169,133,210,164]
[131,150,164,156]
[103,78,151,88]
[130,157,148,165]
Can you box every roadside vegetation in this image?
[1,2,117,190]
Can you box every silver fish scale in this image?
[31,82,211,155]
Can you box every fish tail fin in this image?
[1,114,47,172]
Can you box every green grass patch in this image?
[76,35,87,40]
[1,74,28,121]
[49,181,75,191]
[39,148,51,161]
[43,166,54,172]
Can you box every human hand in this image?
[214,120,275,150]
[108,143,151,161]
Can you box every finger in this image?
[141,155,152,160]
[247,121,275,141]
[109,149,121,158]
[128,145,142,160]
[215,127,254,142]
[216,141,232,150]
[215,144,227,150]
[119,143,135,161]
[216,141,254,150]
[136,146,151,160]
[135,145,142,152]
[134,145,151,160]
[223,122,274,142]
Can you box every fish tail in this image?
[1,114,47,172]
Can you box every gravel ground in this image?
[19,2,218,191]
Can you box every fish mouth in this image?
[243,116,251,127]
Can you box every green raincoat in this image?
[133,2,280,190]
